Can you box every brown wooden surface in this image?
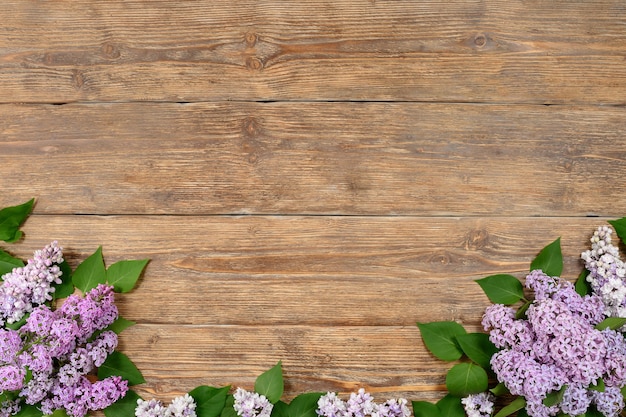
[2,0,626,415]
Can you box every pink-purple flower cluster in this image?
[0,283,127,417]
[316,389,410,417]
[0,241,63,325]
[483,270,626,417]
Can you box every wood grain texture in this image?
[1,102,626,216]
[1,0,625,103]
[2,0,626,415]
[10,215,607,328]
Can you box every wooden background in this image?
[2,0,626,414]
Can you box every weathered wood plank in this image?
[2,102,625,216]
[9,215,611,327]
[1,1,625,103]
[121,324,446,402]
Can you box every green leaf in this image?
[14,403,43,417]
[72,246,106,293]
[104,389,142,417]
[590,378,605,393]
[608,218,626,246]
[255,362,284,404]
[49,409,70,417]
[412,401,442,417]
[575,268,591,297]
[106,259,149,293]
[417,321,466,361]
[530,238,563,277]
[515,300,532,320]
[106,317,136,334]
[436,394,465,417]
[543,385,566,407]
[595,317,626,331]
[5,314,28,330]
[287,392,324,417]
[0,198,34,243]
[475,274,525,305]
[53,260,75,299]
[220,395,237,417]
[190,385,230,417]
[445,363,488,397]
[489,382,509,397]
[493,396,525,417]
[272,401,290,417]
[98,351,145,386]
[0,248,24,276]
[455,333,498,370]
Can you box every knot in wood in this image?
[465,228,489,250]
[473,34,487,47]
[242,117,261,138]
[101,42,121,59]
[246,56,264,71]
[245,32,258,47]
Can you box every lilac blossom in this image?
[461,392,495,417]
[581,226,626,318]
[483,266,626,417]
[316,390,409,417]
[0,241,64,324]
[0,284,126,417]
[233,388,273,417]
[135,394,198,417]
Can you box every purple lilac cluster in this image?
[0,284,127,417]
[482,270,626,417]
[581,226,626,318]
[135,393,197,417]
[461,392,495,417]
[233,388,274,417]
[316,389,410,417]
[0,241,63,325]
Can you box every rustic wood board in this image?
[1,102,626,216]
[2,1,626,416]
[1,1,626,103]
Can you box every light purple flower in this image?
[233,388,273,417]
[461,392,495,417]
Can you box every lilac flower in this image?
[317,392,347,417]
[233,388,273,417]
[0,241,64,324]
[461,392,495,417]
[0,328,22,363]
[560,385,591,416]
[0,364,26,391]
[345,389,378,417]
[135,394,198,417]
[592,385,624,417]
[135,398,170,417]
[374,398,410,417]
[316,390,408,417]
[581,226,626,318]
[167,394,197,417]
[87,330,118,367]
[0,399,20,417]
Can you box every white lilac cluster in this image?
[461,392,495,417]
[581,225,626,318]
[316,389,410,417]
[0,241,63,325]
[233,388,273,417]
[135,394,197,417]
